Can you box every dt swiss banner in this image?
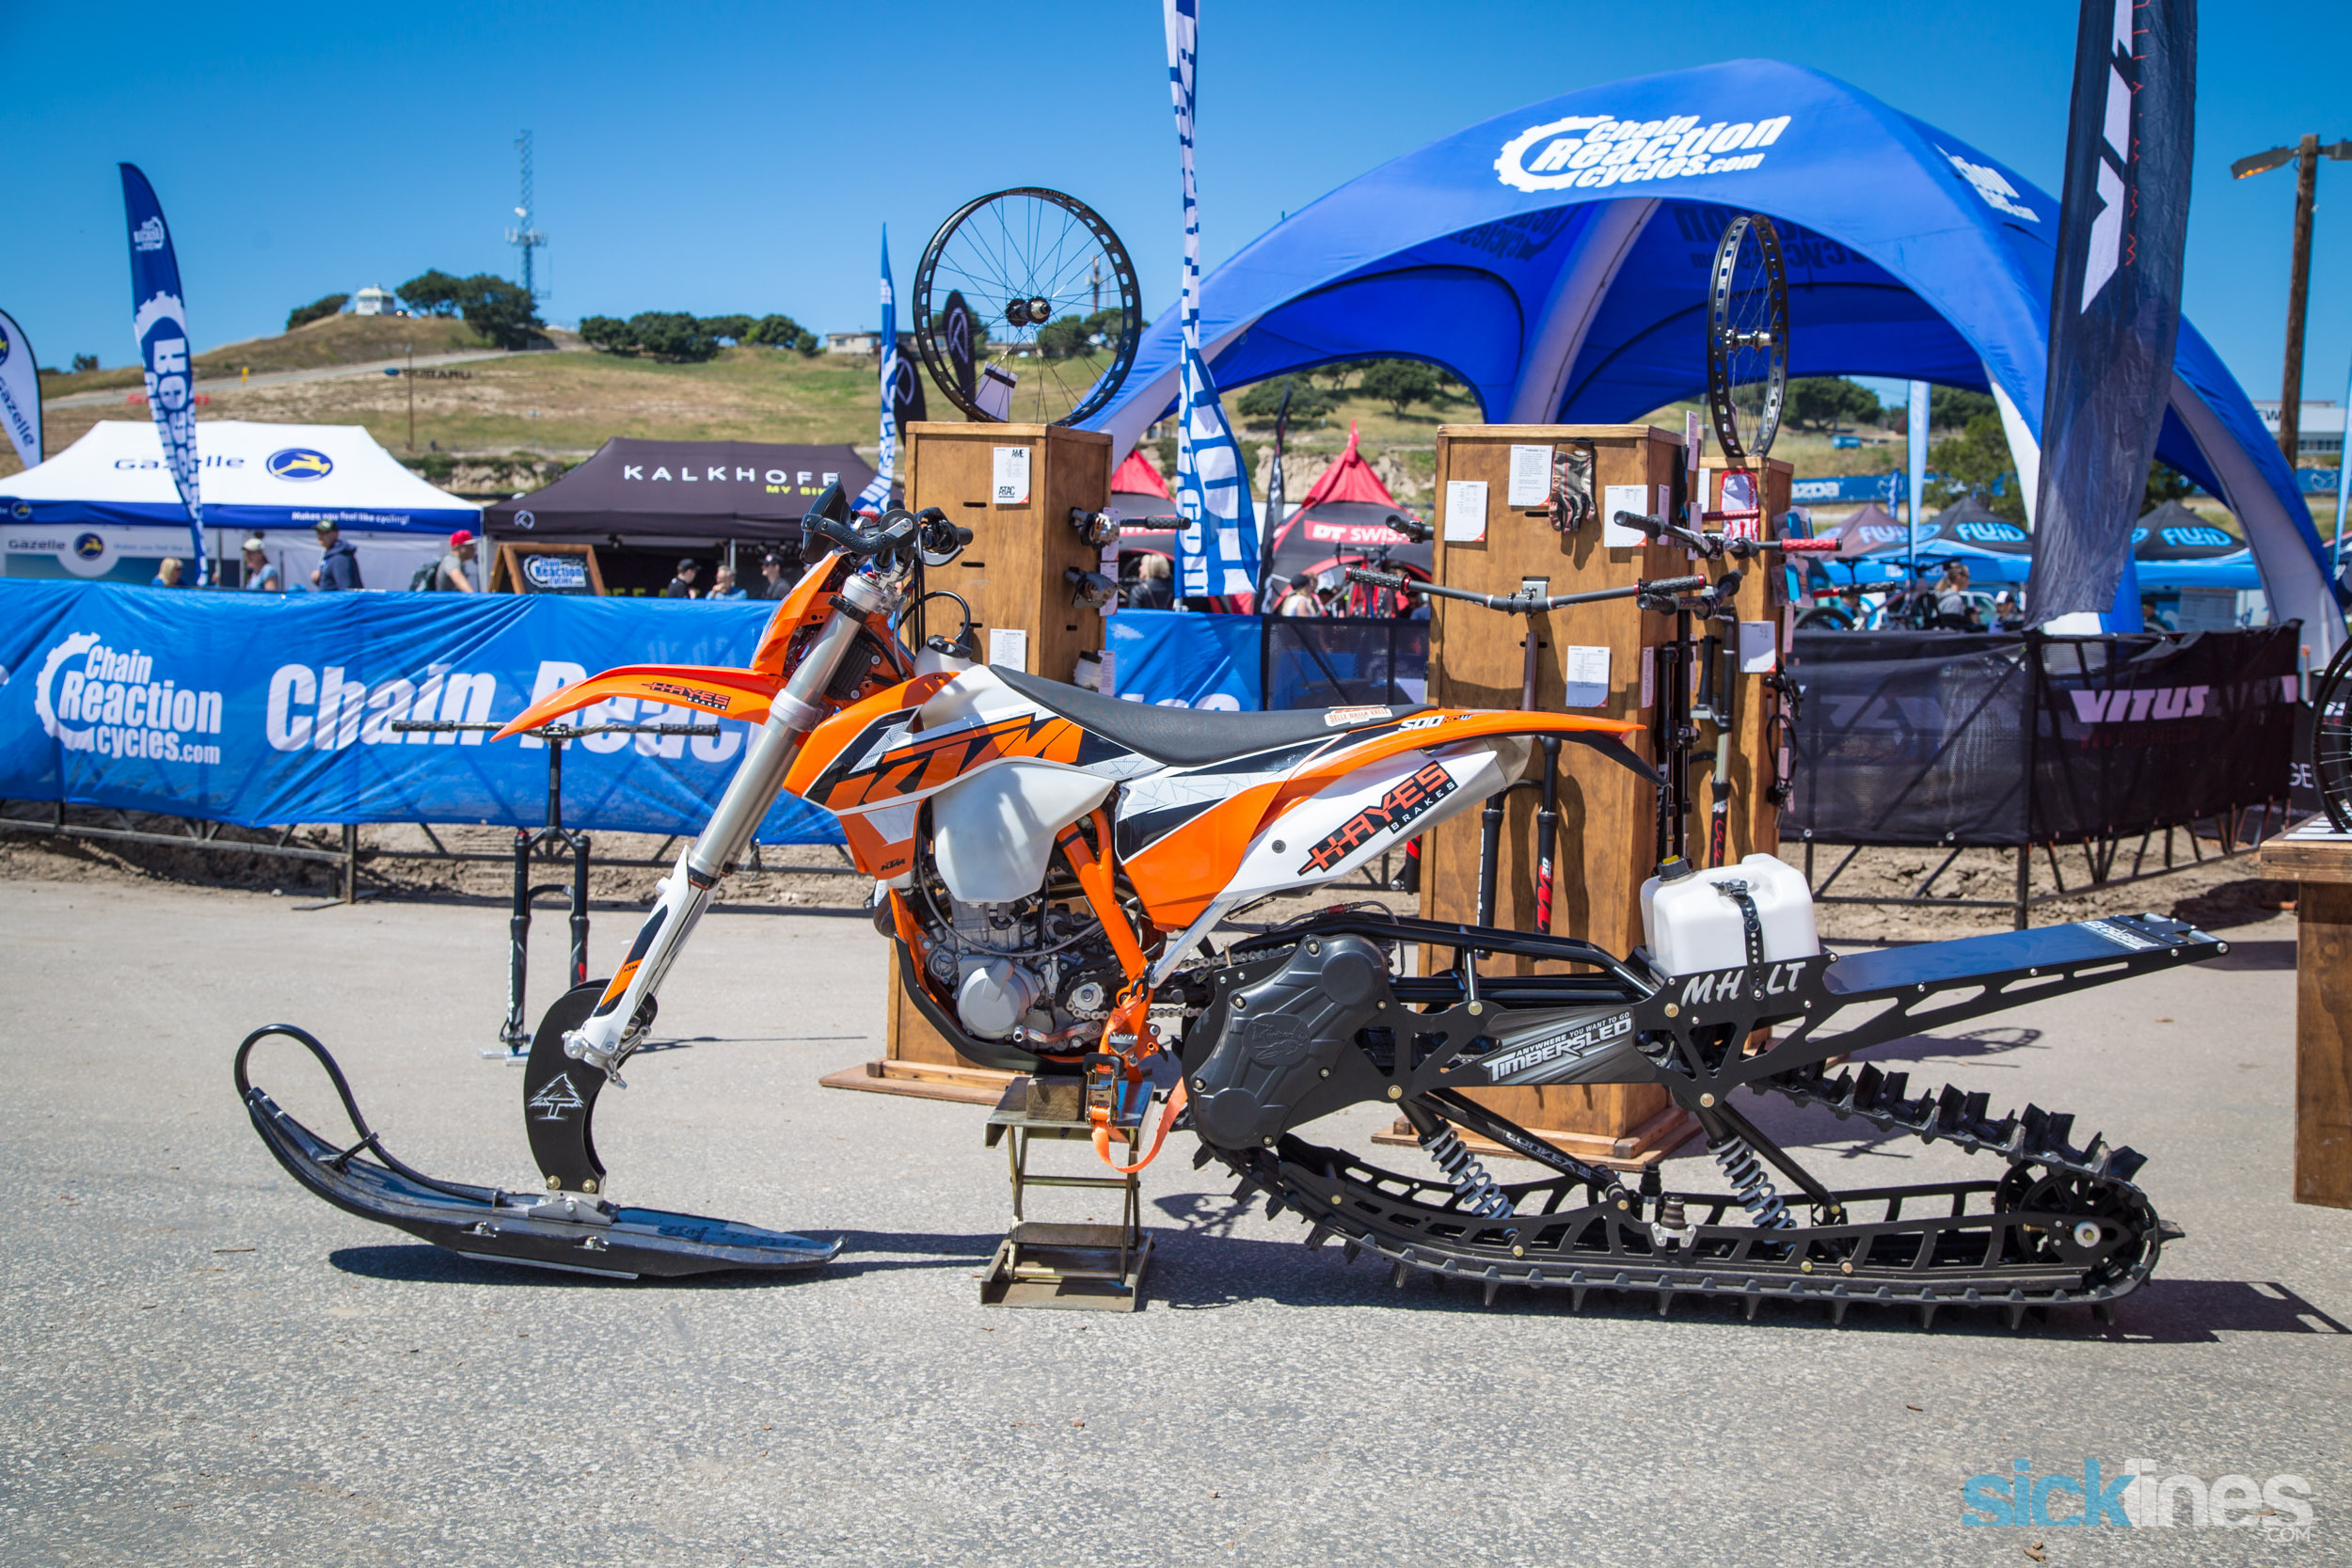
[0,579,840,844]
[119,164,207,585]
[2026,0,2196,628]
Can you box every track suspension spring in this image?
[1708,1133,1793,1229]
[1418,1123,1514,1219]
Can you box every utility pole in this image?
[506,131,548,304]
[2233,134,2352,466]
[405,341,415,451]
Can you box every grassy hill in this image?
[34,313,493,401]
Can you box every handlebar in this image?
[1612,510,1837,561]
[1345,566,1708,613]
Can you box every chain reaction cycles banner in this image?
[0,580,840,843]
[119,164,208,585]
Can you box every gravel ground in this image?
[0,868,2345,1566]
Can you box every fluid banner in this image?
[0,580,841,843]
[119,164,206,584]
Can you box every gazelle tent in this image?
[0,420,479,589]
[1083,59,2337,651]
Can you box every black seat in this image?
[991,666,1424,768]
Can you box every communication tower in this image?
[506,131,548,302]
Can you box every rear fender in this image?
[491,665,783,739]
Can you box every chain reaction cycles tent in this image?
[1083,59,2337,652]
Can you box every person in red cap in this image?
[426,529,480,593]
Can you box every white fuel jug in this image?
[1639,853,1820,976]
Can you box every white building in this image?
[353,285,396,317]
[2252,400,2344,461]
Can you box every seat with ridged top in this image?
[990,666,1423,768]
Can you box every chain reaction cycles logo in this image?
[1298,760,1456,875]
[1496,110,1791,193]
[35,631,225,764]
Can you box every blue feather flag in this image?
[855,227,898,514]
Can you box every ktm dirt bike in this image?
[239,485,2221,1325]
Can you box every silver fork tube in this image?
[562,574,895,1078]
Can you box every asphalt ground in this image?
[1,877,2345,1566]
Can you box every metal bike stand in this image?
[978,1074,1152,1310]
[389,716,719,1061]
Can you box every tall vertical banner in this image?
[0,308,42,471]
[854,227,898,514]
[119,165,206,585]
[1906,378,1929,557]
[1163,0,1259,599]
[2026,0,2196,629]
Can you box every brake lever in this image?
[916,506,971,567]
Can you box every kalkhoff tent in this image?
[1266,424,1428,589]
[482,438,875,546]
[0,420,478,589]
[1082,59,2337,651]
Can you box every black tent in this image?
[483,438,877,546]
[2134,499,2243,560]
[1925,495,2036,556]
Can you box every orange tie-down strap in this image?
[1095,1079,1188,1175]
[1057,816,1186,1175]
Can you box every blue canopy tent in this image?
[1086,59,2339,653]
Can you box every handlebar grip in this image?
[1384,512,1434,545]
[1775,537,1839,553]
[1613,510,1665,536]
[1641,575,1708,594]
[1346,567,1406,589]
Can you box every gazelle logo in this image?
[34,631,225,764]
[0,323,9,364]
[1496,111,1791,193]
[265,447,333,482]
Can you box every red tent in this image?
[1267,424,1429,600]
[1110,449,1171,510]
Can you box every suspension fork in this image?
[560,570,900,1077]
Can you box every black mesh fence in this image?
[1263,616,1429,710]
[1783,626,2299,847]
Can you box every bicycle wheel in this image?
[1706,213,1788,466]
[2312,639,2352,831]
[912,188,1142,427]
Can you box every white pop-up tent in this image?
[1,420,481,589]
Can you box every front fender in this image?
[491,664,782,740]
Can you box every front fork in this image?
[558,570,898,1079]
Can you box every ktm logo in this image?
[1298,761,1455,874]
[820,712,1081,809]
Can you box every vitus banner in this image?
[118,164,207,585]
[2026,0,2197,626]
[0,580,841,843]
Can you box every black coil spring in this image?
[1418,1124,1514,1219]
[1708,1133,1793,1229]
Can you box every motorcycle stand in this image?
[977,1072,1155,1310]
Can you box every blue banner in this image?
[0,580,840,843]
[119,164,206,584]
[1105,610,1262,710]
[855,227,898,514]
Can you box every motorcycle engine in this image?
[918,893,1122,1043]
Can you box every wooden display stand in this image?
[821,422,1115,1105]
[2257,820,2352,1209]
[488,541,605,595]
[1393,424,1791,1169]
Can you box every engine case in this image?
[1184,934,1393,1149]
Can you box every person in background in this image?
[1932,561,1979,630]
[759,552,791,599]
[1127,552,1173,610]
[240,536,279,592]
[311,520,363,591]
[1276,575,1322,616]
[708,562,747,601]
[151,557,183,588]
[434,530,479,593]
[663,558,701,599]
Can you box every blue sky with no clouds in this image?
[5,1,2346,411]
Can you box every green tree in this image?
[625,310,717,362]
[1035,314,1091,359]
[1930,386,1998,432]
[396,270,468,316]
[579,315,637,354]
[748,313,818,355]
[285,293,348,331]
[460,277,545,351]
[2141,459,2199,515]
[1784,376,1883,431]
[1923,412,2026,524]
[1234,376,1336,431]
[1357,358,1444,417]
[700,314,755,345]
[71,352,99,372]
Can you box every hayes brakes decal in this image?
[1496,111,1791,194]
[1298,760,1456,874]
[1481,1008,1635,1085]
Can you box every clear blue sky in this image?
[6,1,2346,410]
